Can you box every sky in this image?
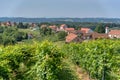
[0,0,120,18]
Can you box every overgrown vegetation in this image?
[0,26,27,46]
[0,21,120,80]
[63,39,120,80]
[0,41,77,80]
[0,40,120,80]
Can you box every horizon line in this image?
[0,17,120,19]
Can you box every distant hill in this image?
[0,17,120,23]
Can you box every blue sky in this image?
[0,0,120,18]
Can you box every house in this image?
[65,28,93,43]
[59,24,68,31]
[77,28,93,40]
[30,23,39,31]
[5,21,11,26]
[108,30,120,38]
[40,24,47,28]
[49,25,57,32]
[82,33,92,40]
[65,28,75,34]
[81,28,93,33]
[65,27,110,43]
[0,22,5,26]
[65,28,75,31]
[81,27,109,40]
[65,33,82,43]
[92,32,109,39]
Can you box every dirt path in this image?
[63,58,92,80]
[75,66,91,80]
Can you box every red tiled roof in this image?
[65,28,75,31]
[66,33,77,42]
[81,28,91,33]
[109,30,120,35]
[81,30,86,33]
[92,32,109,39]
[60,24,66,27]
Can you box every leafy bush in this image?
[63,39,120,80]
[26,41,63,80]
[57,31,67,41]
[0,40,120,80]
[0,41,71,80]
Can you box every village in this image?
[0,21,120,44]
[1,21,120,80]
[40,24,120,43]
[0,0,120,79]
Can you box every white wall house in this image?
[108,30,120,38]
[59,24,68,31]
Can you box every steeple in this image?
[105,27,109,34]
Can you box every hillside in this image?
[0,40,120,80]
[0,17,120,23]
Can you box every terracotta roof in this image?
[109,30,120,35]
[60,24,67,28]
[66,30,83,35]
[65,30,76,34]
[61,24,66,26]
[81,28,91,33]
[65,28,75,31]
[92,32,109,39]
[81,30,86,33]
[66,33,77,42]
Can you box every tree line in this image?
[0,26,28,46]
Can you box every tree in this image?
[57,31,67,41]
[15,32,27,41]
[2,27,17,46]
[40,27,52,36]
[17,22,27,29]
[0,34,2,44]
[27,41,63,80]
[95,24,105,33]
[24,23,30,28]
[0,26,4,33]
[1,27,27,46]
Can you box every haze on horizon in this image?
[0,0,120,18]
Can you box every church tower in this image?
[105,27,109,34]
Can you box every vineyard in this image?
[63,39,120,80]
[0,40,120,80]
